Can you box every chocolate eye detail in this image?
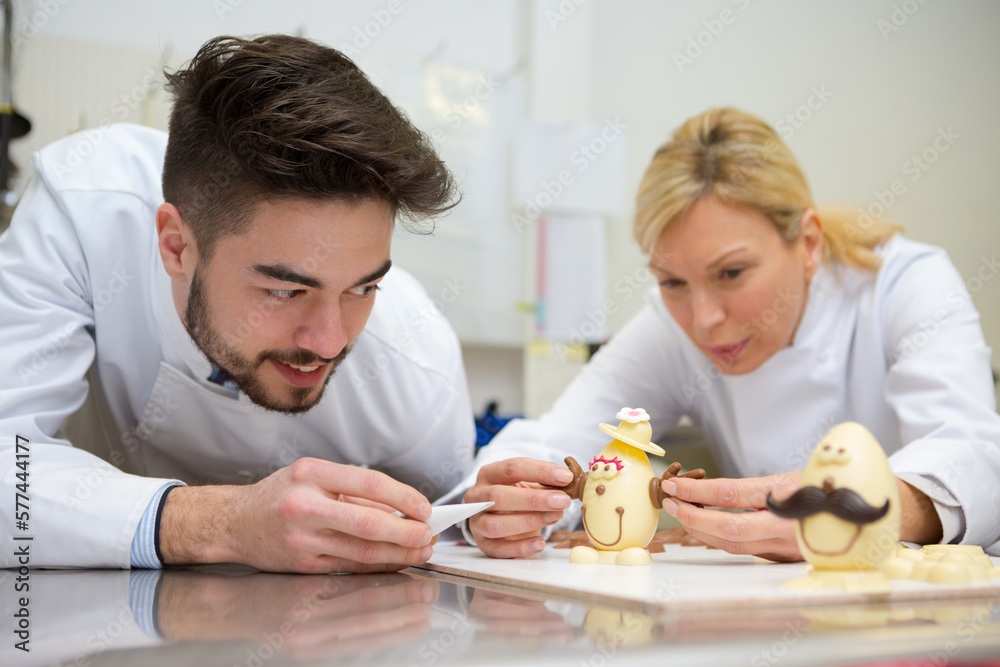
[592,464,598,471]
[823,445,831,451]
[838,448,845,454]
[604,464,610,471]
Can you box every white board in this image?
[416,545,1000,612]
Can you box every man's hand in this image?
[157,570,436,660]
[160,457,434,573]
[464,457,574,559]
[660,471,803,561]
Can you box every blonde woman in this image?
[461,107,1000,561]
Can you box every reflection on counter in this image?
[0,566,998,667]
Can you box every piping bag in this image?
[394,502,494,536]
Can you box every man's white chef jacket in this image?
[0,124,475,568]
[463,235,1000,554]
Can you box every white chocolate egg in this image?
[795,422,901,571]
[581,440,658,552]
[583,607,656,647]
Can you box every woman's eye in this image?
[347,284,381,298]
[268,289,301,300]
[660,279,684,289]
[720,268,744,280]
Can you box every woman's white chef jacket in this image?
[0,124,475,568]
[464,235,1000,554]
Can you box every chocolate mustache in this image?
[766,485,890,525]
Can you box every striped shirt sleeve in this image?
[130,483,181,569]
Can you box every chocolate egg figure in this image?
[767,422,901,591]
[564,408,666,566]
[583,606,656,648]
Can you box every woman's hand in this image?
[660,470,803,561]
[464,458,574,558]
[662,471,945,560]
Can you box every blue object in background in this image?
[475,401,521,449]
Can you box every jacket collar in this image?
[149,242,216,384]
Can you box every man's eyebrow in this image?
[250,259,392,290]
[351,259,392,288]
[251,264,323,289]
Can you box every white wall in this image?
[10,0,1000,414]
[584,0,1000,349]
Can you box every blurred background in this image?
[6,0,999,430]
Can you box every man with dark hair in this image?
[0,35,474,573]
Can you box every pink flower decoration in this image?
[615,407,649,423]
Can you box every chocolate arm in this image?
[560,457,588,501]
[649,462,707,509]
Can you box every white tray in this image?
[416,544,1000,611]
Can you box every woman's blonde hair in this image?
[634,107,903,272]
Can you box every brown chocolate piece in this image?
[681,533,706,547]
[645,528,687,552]
[649,462,708,509]
[550,530,590,549]
[652,527,686,544]
[556,457,588,500]
[552,526,720,551]
[678,532,720,549]
[548,530,572,544]
[560,537,592,549]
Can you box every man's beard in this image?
[184,270,348,414]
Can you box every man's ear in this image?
[156,203,198,282]
[800,208,823,282]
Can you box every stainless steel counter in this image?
[2,563,999,667]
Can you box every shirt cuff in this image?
[127,569,164,637]
[896,472,966,544]
[130,483,182,569]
